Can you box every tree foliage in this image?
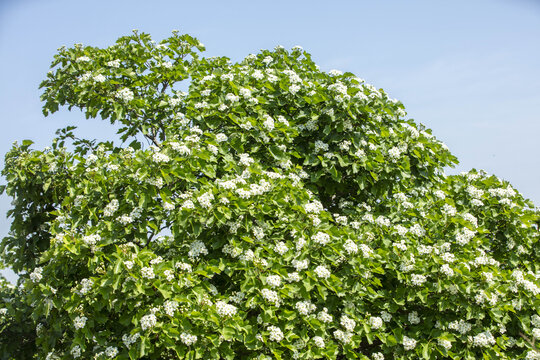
[1,30,539,359]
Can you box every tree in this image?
[0,30,539,359]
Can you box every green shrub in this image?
[1,30,539,359]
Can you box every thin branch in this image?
[519,331,538,351]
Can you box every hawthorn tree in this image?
[1,30,539,360]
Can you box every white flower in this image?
[188,240,208,259]
[304,200,323,214]
[216,301,237,317]
[274,242,289,255]
[201,74,216,82]
[360,244,373,257]
[408,311,420,325]
[395,225,408,236]
[115,88,134,102]
[73,315,87,330]
[216,133,228,142]
[266,275,282,288]
[162,201,175,211]
[104,199,119,216]
[104,346,118,358]
[380,311,392,322]
[438,339,452,350]
[472,331,496,347]
[117,214,134,225]
[448,320,472,334]
[267,73,278,82]
[107,59,121,68]
[334,329,352,344]
[195,100,209,109]
[175,262,192,272]
[93,74,106,83]
[314,265,331,279]
[295,301,316,315]
[80,278,93,294]
[164,300,179,316]
[289,84,301,94]
[76,56,91,62]
[314,140,329,153]
[82,234,101,246]
[268,325,284,342]
[375,216,391,227]
[180,332,198,346]
[340,315,356,332]
[163,270,174,281]
[140,314,157,331]
[197,192,214,208]
[147,177,164,188]
[230,291,245,304]
[239,87,252,98]
[253,226,265,240]
[152,152,170,163]
[221,73,234,81]
[30,267,43,282]
[411,274,426,286]
[263,115,274,131]
[261,288,280,306]
[456,228,476,245]
[317,308,333,323]
[434,190,446,199]
[440,251,455,263]
[122,332,140,349]
[370,316,383,329]
[344,239,358,254]
[292,259,309,271]
[471,199,484,207]
[312,232,330,245]
[141,267,155,279]
[403,336,417,350]
[462,213,478,227]
[409,224,425,237]
[238,153,254,166]
[252,69,264,80]
[71,345,81,358]
[276,115,289,126]
[225,93,239,102]
[208,144,218,155]
[442,204,457,216]
[181,200,195,209]
[287,272,301,282]
[440,264,454,277]
[313,336,325,348]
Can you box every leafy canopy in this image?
[1,30,539,360]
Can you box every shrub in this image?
[1,30,539,359]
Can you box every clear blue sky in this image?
[1,0,539,282]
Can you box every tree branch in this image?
[519,331,538,351]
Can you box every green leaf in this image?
[268,145,286,160]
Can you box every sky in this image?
[1,0,539,282]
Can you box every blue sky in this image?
[1,0,539,282]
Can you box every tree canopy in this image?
[1,30,539,360]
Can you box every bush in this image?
[1,30,539,359]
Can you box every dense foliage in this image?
[1,30,539,359]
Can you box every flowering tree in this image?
[1,30,539,360]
